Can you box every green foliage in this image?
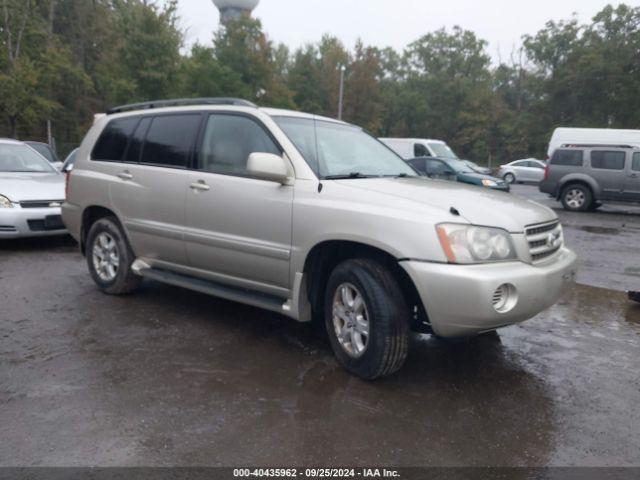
[0,2,639,163]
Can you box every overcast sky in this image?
[175,0,631,60]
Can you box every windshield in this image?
[0,144,57,173]
[274,116,417,179]
[428,142,459,159]
[444,159,475,173]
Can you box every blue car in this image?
[407,157,510,192]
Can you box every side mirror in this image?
[247,152,293,185]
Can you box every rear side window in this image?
[407,158,426,174]
[92,117,139,161]
[590,151,626,170]
[140,115,201,168]
[124,117,151,163]
[551,149,583,167]
[633,152,640,171]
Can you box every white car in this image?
[498,159,547,184]
[0,139,67,238]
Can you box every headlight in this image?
[481,179,498,187]
[0,195,13,208]
[436,223,517,264]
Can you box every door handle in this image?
[190,180,210,192]
[629,173,638,178]
[117,170,133,180]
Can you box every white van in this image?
[380,138,459,160]
[548,128,640,158]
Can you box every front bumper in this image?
[490,184,511,192]
[0,206,68,238]
[401,247,578,337]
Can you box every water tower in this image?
[212,0,260,23]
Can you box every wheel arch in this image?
[80,205,122,256]
[557,175,599,200]
[302,240,430,333]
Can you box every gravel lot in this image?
[1,185,639,467]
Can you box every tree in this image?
[214,16,294,107]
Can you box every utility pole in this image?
[338,65,346,120]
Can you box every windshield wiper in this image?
[323,172,373,180]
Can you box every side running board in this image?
[136,266,287,314]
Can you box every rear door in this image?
[511,161,530,180]
[622,152,640,202]
[184,112,293,296]
[527,160,546,181]
[588,149,627,200]
[107,113,202,265]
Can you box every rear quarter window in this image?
[92,117,139,161]
[633,152,640,171]
[590,151,626,170]
[551,150,584,167]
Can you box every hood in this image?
[0,172,65,202]
[335,177,556,232]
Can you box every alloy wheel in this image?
[332,283,370,358]
[565,188,585,209]
[92,232,120,282]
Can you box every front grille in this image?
[0,225,17,232]
[20,200,64,209]
[526,220,563,263]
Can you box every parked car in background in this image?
[539,144,640,211]
[498,158,547,184]
[61,148,78,172]
[25,141,63,170]
[63,97,576,379]
[548,128,640,159]
[380,137,460,160]
[407,157,510,192]
[462,160,491,175]
[0,139,67,238]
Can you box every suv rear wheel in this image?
[561,184,593,212]
[86,216,142,295]
[324,259,409,380]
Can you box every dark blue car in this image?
[407,157,510,192]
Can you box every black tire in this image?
[503,172,516,184]
[561,183,593,212]
[86,216,142,295]
[324,259,409,380]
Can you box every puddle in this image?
[565,225,622,235]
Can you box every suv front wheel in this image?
[86,216,142,295]
[324,259,409,380]
[561,184,593,212]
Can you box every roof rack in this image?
[561,143,638,149]
[106,97,257,115]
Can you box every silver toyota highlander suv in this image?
[62,98,577,379]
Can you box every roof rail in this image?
[106,97,257,115]
[561,143,638,149]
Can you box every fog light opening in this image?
[492,283,517,313]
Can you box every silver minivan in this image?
[63,98,577,379]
